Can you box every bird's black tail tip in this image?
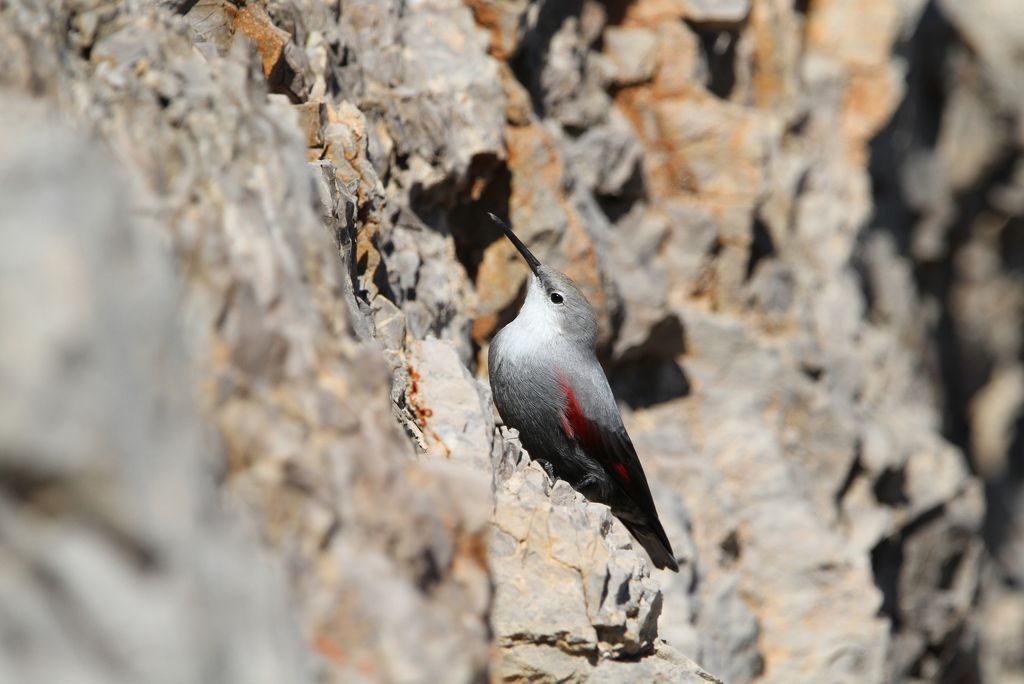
[650,548,680,572]
[641,535,679,571]
[624,520,679,572]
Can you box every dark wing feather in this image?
[589,421,659,517]
[558,371,677,570]
[589,422,676,565]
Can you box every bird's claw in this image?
[574,474,600,493]
[536,459,557,482]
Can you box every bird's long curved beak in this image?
[488,212,541,276]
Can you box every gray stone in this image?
[336,0,505,193]
[591,644,722,683]
[603,26,659,86]
[517,0,612,128]
[681,0,750,24]
[408,338,494,469]
[490,431,683,679]
[0,93,308,684]
[4,0,1022,682]
[567,109,644,201]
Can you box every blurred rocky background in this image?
[0,0,1020,682]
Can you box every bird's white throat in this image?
[497,275,563,359]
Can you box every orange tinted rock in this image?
[806,0,901,69]
[464,0,528,60]
[746,0,801,112]
[651,97,771,201]
[233,3,290,79]
[506,124,604,305]
[842,66,902,165]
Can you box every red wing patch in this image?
[557,375,594,445]
[559,411,574,439]
[558,374,633,486]
[557,372,660,532]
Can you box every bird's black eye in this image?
[550,292,564,304]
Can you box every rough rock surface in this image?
[0,0,1020,683]
[866,2,1024,682]
[489,429,709,681]
[0,93,307,684]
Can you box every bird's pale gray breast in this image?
[489,330,610,484]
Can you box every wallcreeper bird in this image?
[486,214,678,571]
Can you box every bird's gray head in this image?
[488,213,598,349]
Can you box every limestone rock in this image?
[0,93,307,684]
[681,0,750,24]
[603,26,658,86]
[407,337,494,469]
[335,0,505,198]
[489,429,716,682]
[2,0,1021,682]
[0,2,492,681]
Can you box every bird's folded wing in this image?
[588,420,661,520]
[556,371,661,519]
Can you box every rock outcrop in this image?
[0,91,308,684]
[0,0,1019,682]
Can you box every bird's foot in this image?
[573,474,601,494]
[536,459,557,482]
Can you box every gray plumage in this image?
[487,214,678,571]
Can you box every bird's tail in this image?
[616,509,679,572]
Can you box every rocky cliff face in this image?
[0,1,1020,683]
